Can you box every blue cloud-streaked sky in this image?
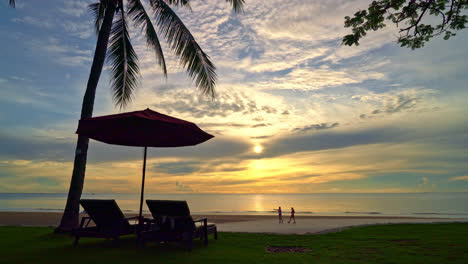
[0,0,467,194]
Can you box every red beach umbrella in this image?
[76,108,213,223]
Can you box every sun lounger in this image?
[72,199,138,246]
[138,200,217,250]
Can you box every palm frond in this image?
[9,0,15,8]
[150,0,217,97]
[89,0,114,35]
[89,2,106,35]
[225,0,244,13]
[128,0,167,76]
[164,0,191,8]
[107,5,140,108]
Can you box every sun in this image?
[253,145,263,154]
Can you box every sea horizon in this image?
[2,192,468,218]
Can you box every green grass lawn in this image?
[1,223,467,264]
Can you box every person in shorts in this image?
[288,207,296,224]
[274,206,283,223]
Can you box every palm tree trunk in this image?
[55,0,117,233]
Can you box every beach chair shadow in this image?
[72,199,138,246]
[138,200,217,250]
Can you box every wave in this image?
[412,212,468,216]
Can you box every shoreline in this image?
[0,211,461,227]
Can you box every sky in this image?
[0,0,467,194]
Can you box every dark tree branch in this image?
[343,0,468,49]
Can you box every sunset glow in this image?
[0,0,467,195]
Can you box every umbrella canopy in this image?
[77,108,213,147]
[76,108,213,225]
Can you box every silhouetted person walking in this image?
[288,207,296,224]
[274,206,283,223]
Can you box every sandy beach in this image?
[1,212,467,234]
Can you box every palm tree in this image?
[8,0,244,232]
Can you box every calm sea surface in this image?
[1,193,468,218]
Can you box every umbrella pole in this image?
[138,146,147,226]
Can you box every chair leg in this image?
[203,218,208,245]
[214,229,218,240]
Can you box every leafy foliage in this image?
[94,0,243,107]
[164,0,191,8]
[343,0,468,49]
[226,0,245,13]
[107,2,140,108]
[128,0,167,77]
[151,0,217,97]
[89,2,106,36]
[8,0,244,107]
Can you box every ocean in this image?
[1,192,468,218]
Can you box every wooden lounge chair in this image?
[72,199,138,246]
[138,200,217,250]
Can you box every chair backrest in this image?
[146,200,195,231]
[80,199,130,232]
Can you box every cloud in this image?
[355,88,439,119]
[254,67,386,91]
[0,159,71,192]
[60,20,94,39]
[265,127,403,157]
[0,128,253,164]
[211,179,258,186]
[382,94,420,114]
[418,177,436,192]
[200,122,250,128]
[126,85,294,138]
[58,1,90,17]
[175,181,192,192]
[56,55,92,67]
[12,16,54,29]
[152,161,201,175]
[0,132,75,161]
[23,37,92,67]
[150,89,259,118]
[264,113,468,158]
[250,135,272,139]
[293,122,339,132]
[251,123,271,128]
[450,176,468,181]
[11,11,93,39]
